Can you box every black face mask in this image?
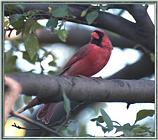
[90,30,104,47]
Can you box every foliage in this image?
[134,109,155,124]
[51,5,69,18]
[80,6,99,24]
[46,17,58,30]
[62,92,71,118]
[100,109,113,132]
[56,29,69,42]
[4,4,101,74]
[4,48,18,73]
[91,109,155,137]
[24,34,39,60]
[86,10,99,25]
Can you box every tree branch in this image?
[10,111,61,136]
[6,25,138,50]
[7,73,154,104]
[35,27,138,50]
[105,4,155,52]
[4,4,154,52]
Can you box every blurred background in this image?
[4,3,155,137]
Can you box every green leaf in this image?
[122,124,134,137]
[100,109,113,132]
[4,50,18,73]
[132,125,154,137]
[23,51,37,64]
[86,10,99,24]
[42,49,53,58]
[48,70,56,75]
[16,4,25,12]
[5,4,25,15]
[16,30,21,35]
[114,123,140,137]
[123,123,135,131]
[133,125,149,133]
[57,29,68,42]
[46,17,58,30]
[52,5,69,18]
[24,19,43,35]
[5,4,15,13]
[91,116,104,123]
[81,9,88,17]
[63,92,71,117]
[31,21,43,31]
[10,14,25,30]
[96,121,109,133]
[24,34,39,60]
[150,53,155,63]
[135,109,155,123]
[48,60,57,67]
[24,20,34,34]
[115,123,138,133]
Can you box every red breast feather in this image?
[63,43,112,76]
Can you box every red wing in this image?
[59,45,88,75]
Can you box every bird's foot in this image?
[91,76,103,80]
[77,75,89,79]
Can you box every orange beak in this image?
[91,32,99,39]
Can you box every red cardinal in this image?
[37,30,113,124]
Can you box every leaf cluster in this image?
[4,4,102,72]
[91,109,155,137]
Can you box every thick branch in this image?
[7,25,138,50]
[8,73,154,104]
[105,4,155,52]
[69,4,154,52]
[35,27,137,50]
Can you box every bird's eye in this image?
[91,32,99,39]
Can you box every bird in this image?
[36,29,113,124]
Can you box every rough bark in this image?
[7,73,154,104]
[35,27,137,50]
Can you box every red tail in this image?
[37,103,56,124]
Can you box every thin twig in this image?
[10,111,61,136]
[16,97,41,114]
[7,27,14,37]
[12,122,40,131]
